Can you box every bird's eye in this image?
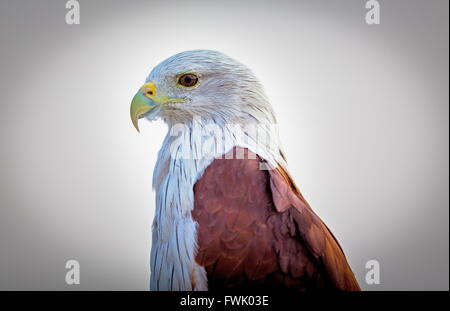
[177,73,199,88]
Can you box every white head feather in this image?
[144,49,277,127]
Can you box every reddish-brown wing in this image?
[192,147,360,290]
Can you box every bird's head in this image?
[130,50,275,131]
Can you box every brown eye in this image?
[178,73,199,88]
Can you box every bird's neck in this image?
[149,119,284,290]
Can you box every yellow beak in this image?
[130,82,159,132]
[130,91,156,132]
[130,81,185,132]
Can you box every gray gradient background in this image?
[0,0,448,290]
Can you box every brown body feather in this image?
[192,147,360,291]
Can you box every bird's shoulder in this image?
[192,147,360,290]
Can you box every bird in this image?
[130,49,361,291]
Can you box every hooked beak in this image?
[130,92,157,132]
[130,82,158,132]
[130,81,186,132]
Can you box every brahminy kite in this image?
[130,50,360,291]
